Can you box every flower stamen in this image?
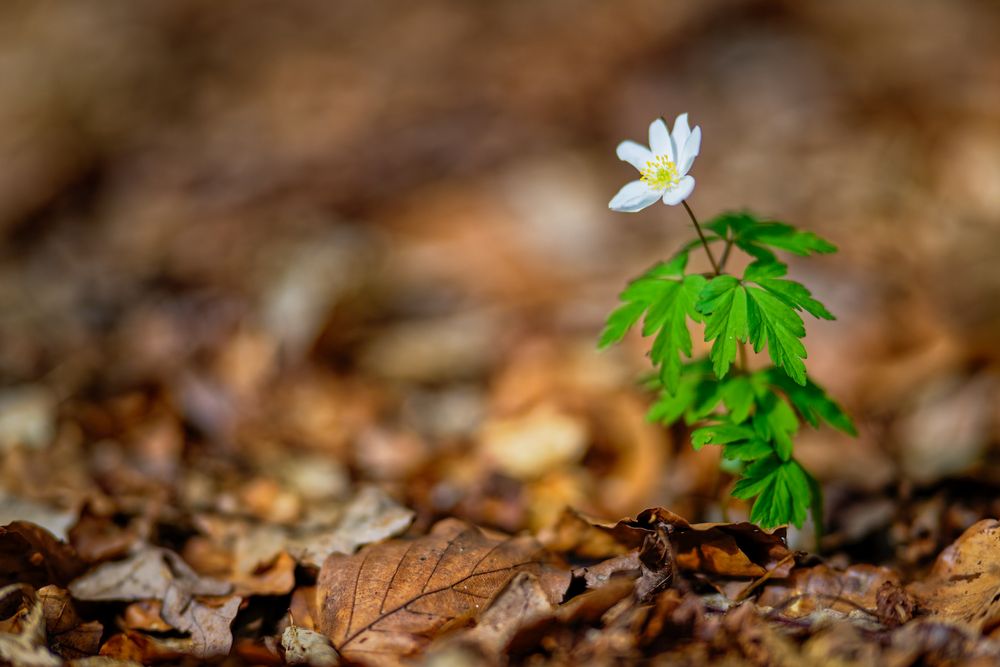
[640,155,680,190]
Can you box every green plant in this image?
[603,115,855,530]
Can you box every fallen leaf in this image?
[457,572,555,654]
[0,522,85,589]
[756,564,900,619]
[316,518,570,663]
[98,632,184,663]
[290,586,319,631]
[35,585,104,659]
[282,625,341,666]
[907,519,1000,632]
[573,508,795,579]
[121,601,171,632]
[290,485,416,569]
[68,503,141,564]
[69,546,240,657]
[0,584,61,667]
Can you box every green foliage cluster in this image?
[600,212,855,529]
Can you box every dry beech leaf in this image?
[69,546,240,657]
[0,522,86,589]
[456,572,555,654]
[756,564,901,619]
[98,631,184,664]
[907,519,1000,632]
[36,585,103,659]
[290,485,416,569]
[597,508,794,578]
[316,518,570,664]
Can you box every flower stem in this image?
[681,201,721,275]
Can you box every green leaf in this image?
[648,275,708,392]
[707,211,837,263]
[647,368,700,425]
[721,375,755,424]
[752,392,798,461]
[745,284,808,385]
[697,276,748,380]
[722,439,774,461]
[732,456,812,528]
[691,422,757,449]
[766,370,857,436]
[599,258,706,394]
[744,261,834,321]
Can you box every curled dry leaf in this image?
[69,546,240,658]
[316,518,570,664]
[550,507,794,579]
[37,585,103,659]
[907,519,1000,632]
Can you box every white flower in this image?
[608,113,701,212]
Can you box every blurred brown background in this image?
[1,0,999,554]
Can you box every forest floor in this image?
[2,1,1000,665]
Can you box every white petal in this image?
[671,113,691,160]
[661,176,695,206]
[648,118,674,161]
[678,126,701,175]
[615,140,653,171]
[609,180,663,212]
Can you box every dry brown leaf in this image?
[38,585,82,635]
[69,546,240,657]
[316,518,570,664]
[290,485,416,569]
[0,584,61,667]
[49,621,103,660]
[68,504,141,564]
[98,632,184,664]
[0,521,86,589]
[290,586,319,631]
[756,564,900,619]
[456,572,555,654]
[907,519,1000,632]
[36,585,103,659]
[558,507,795,579]
[121,601,171,632]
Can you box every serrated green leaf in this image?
[731,456,781,499]
[698,276,748,380]
[766,370,857,436]
[691,422,756,449]
[598,301,647,348]
[744,261,834,321]
[733,456,812,528]
[647,370,699,425]
[599,261,706,394]
[746,285,807,385]
[723,439,774,461]
[707,212,837,263]
[754,392,798,461]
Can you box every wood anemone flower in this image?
[609,113,701,212]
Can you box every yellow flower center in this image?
[640,155,680,190]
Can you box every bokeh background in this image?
[1,0,999,561]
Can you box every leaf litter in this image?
[1,1,1000,665]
